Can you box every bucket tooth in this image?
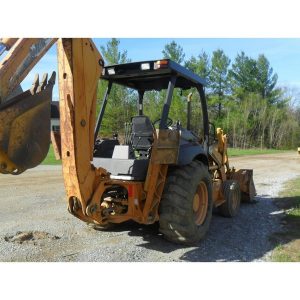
[30,74,39,94]
[37,73,48,93]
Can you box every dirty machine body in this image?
[0,38,255,244]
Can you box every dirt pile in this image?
[4,231,60,245]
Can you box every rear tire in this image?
[159,160,213,245]
[219,180,241,217]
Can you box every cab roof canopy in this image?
[101,59,206,91]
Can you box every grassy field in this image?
[42,145,291,165]
[227,148,290,157]
[271,177,300,262]
[41,145,61,165]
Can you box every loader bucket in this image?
[0,72,56,174]
[229,169,256,202]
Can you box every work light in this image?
[141,63,150,70]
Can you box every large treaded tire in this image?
[218,180,241,217]
[159,160,213,245]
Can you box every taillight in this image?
[127,185,134,197]
[154,60,168,70]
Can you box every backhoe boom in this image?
[0,39,256,245]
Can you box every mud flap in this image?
[0,72,56,174]
[229,169,256,202]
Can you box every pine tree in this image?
[97,39,134,138]
[209,49,230,117]
[162,40,185,64]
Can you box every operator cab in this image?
[93,59,208,180]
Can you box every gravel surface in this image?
[0,152,299,262]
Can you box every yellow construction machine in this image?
[0,38,256,244]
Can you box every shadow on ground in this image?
[269,196,300,246]
[99,194,297,262]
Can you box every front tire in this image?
[218,180,241,217]
[159,160,213,245]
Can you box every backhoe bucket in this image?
[229,169,256,202]
[0,72,56,174]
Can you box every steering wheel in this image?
[153,117,173,128]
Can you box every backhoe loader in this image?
[0,38,256,245]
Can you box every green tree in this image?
[184,52,210,133]
[209,49,231,117]
[100,38,129,65]
[162,40,185,64]
[229,51,258,95]
[256,54,278,101]
[161,41,187,126]
[185,51,211,82]
[95,40,300,150]
[97,38,134,138]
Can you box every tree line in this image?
[97,39,300,149]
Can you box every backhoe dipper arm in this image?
[57,39,106,222]
[0,38,107,223]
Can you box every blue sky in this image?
[10,38,300,100]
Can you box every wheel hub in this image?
[193,181,208,225]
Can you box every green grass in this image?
[41,144,291,165]
[271,241,300,262]
[228,148,290,157]
[278,178,300,216]
[272,245,297,262]
[41,145,61,165]
[270,177,300,262]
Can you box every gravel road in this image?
[0,152,299,262]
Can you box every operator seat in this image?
[131,115,154,159]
